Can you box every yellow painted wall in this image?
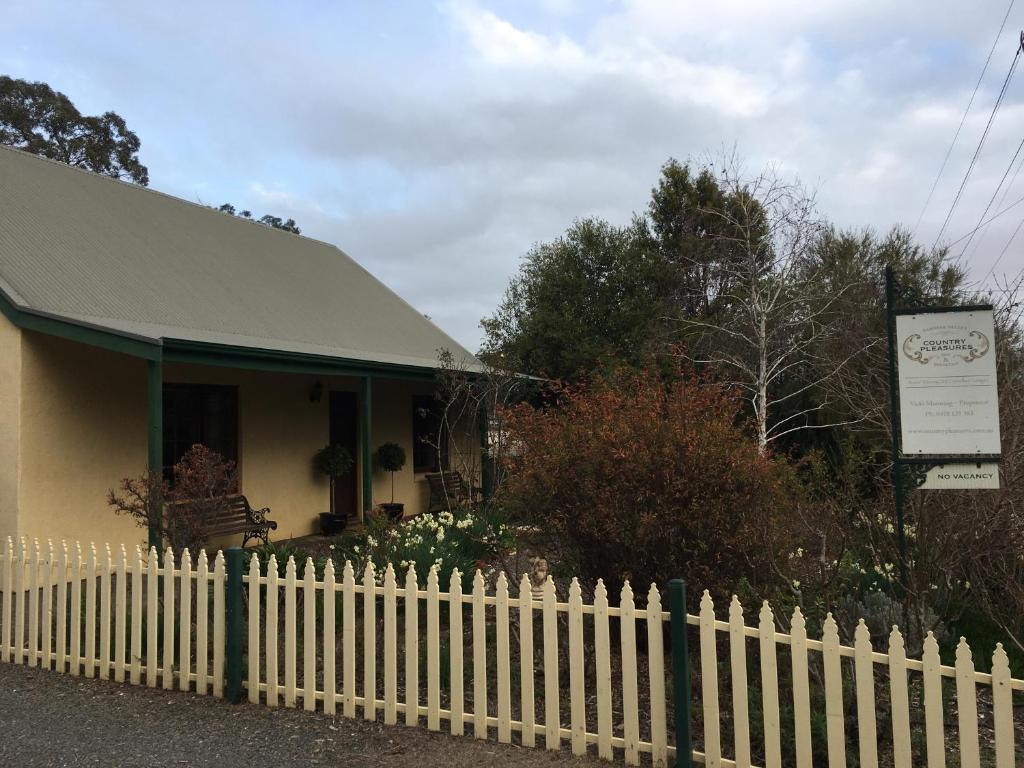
[0,313,21,543]
[18,331,146,548]
[8,331,473,550]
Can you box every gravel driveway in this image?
[0,663,601,767]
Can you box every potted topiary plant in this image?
[314,443,354,535]
[375,442,407,521]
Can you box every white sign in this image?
[920,463,1000,490]
[896,309,1001,456]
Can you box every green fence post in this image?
[225,547,244,703]
[669,579,693,768]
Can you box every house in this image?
[0,146,482,549]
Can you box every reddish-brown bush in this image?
[108,444,239,553]
[498,363,801,599]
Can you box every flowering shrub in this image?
[343,506,513,587]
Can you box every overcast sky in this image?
[6,1,1024,350]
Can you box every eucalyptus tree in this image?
[0,75,148,184]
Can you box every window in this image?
[163,384,239,480]
[412,395,448,473]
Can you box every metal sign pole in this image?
[885,266,910,593]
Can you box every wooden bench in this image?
[424,471,479,512]
[169,494,277,546]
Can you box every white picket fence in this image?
[1,537,1023,768]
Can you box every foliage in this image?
[217,203,301,234]
[498,360,803,599]
[376,442,407,504]
[0,75,148,184]
[347,507,514,588]
[314,443,354,517]
[375,442,406,473]
[313,443,354,479]
[648,158,747,318]
[108,444,238,553]
[479,217,672,381]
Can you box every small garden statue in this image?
[376,441,407,521]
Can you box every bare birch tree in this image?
[426,349,529,506]
[674,161,870,454]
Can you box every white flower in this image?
[792,580,801,589]
[367,536,377,548]
[436,529,445,543]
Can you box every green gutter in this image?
[0,290,162,361]
[0,287,448,386]
[162,339,438,381]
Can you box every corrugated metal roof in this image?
[0,146,480,371]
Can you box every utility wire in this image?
[961,139,1024,262]
[957,130,1024,259]
[982,211,1024,281]
[914,0,1016,235]
[945,190,1024,248]
[933,33,1024,248]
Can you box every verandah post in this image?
[361,376,372,523]
[668,579,693,768]
[146,357,163,551]
[224,547,244,703]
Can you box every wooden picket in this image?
[448,568,463,735]
[364,562,377,721]
[2,539,1023,768]
[304,557,317,712]
[179,549,191,692]
[322,558,336,716]
[426,566,440,731]
[518,573,536,748]
[196,550,210,695]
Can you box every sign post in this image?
[886,265,1002,595]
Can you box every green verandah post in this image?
[225,547,245,703]
[668,579,693,768]
[146,358,162,551]
[361,376,373,522]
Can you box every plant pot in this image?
[318,512,347,536]
[380,502,404,522]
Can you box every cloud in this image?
[5,0,1024,350]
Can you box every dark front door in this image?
[329,391,359,518]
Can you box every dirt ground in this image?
[0,663,602,768]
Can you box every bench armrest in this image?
[248,505,274,527]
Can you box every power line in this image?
[932,32,1024,248]
[961,136,1024,261]
[914,0,1017,235]
[945,190,1024,247]
[982,211,1024,281]
[957,131,1024,259]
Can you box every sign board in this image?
[919,463,1000,490]
[896,308,1001,456]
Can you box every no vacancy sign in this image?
[896,308,1001,458]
